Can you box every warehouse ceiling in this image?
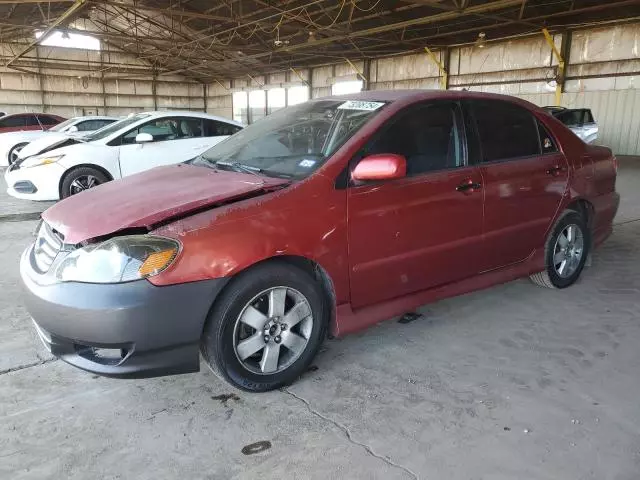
[1,0,640,82]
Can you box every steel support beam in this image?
[542,28,564,106]
[5,0,88,68]
[344,57,367,84]
[424,46,448,90]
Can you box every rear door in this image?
[469,99,569,271]
[117,117,207,177]
[347,101,484,308]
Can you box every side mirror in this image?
[352,154,407,182]
[135,132,153,144]
[67,125,79,133]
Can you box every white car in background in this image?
[0,116,118,166]
[5,111,243,201]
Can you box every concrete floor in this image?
[1,159,639,480]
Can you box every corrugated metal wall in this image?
[0,44,206,118]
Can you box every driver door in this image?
[118,117,209,177]
[347,101,485,309]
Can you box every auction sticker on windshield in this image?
[337,100,385,111]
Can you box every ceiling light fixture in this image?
[475,32,486,48]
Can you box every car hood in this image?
[0,130,43,144]
[42,164,289,244]
[17,133,84,159]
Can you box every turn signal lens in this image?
[139,249,177,276]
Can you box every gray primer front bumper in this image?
[20,245,228,378]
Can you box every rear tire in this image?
[201,263,327,392]
[530,210,590,289]
[60,167,109,199]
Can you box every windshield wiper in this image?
[216,161,264,178]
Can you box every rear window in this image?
[76,119,116,131]
[584,110,595,123]
[555,110,583,127]
[37,115,60,126]
[26,115,41,127]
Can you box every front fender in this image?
[149,175,351,305]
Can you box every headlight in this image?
[21,154,65,168]
[55,235,180,284]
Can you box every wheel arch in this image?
[565,197,595,230]
[58,164,114,197]
[7,141,29,164]
[205,255,337,339]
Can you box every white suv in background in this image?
[5,111,242,201]
[0,116,118,166]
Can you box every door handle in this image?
[546,165,565,176]
[456,180,482,192]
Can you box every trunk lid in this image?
[42,164,289,244]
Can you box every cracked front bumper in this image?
[20,244,228,378]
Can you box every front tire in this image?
[8,142,28,165]
[201,263,327,392]
[60,167,109,199]
[530,210,591,289]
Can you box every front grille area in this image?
[33,221,64,272]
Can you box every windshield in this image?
[49,118,77,132]
[195,99,385,179]
[83,114,150,142]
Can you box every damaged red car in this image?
[20,90,619,391]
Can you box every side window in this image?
[120,117,203,145]
[366,102,463,176]
[0,116,26,128]
[203,119,242,137]
[37,115,59,126]
[177,118,203,138]
[537,120,558,154]
[472,100,540,162]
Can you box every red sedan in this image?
[20,90,618,391]
[0,112,65,134]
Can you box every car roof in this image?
[1,112,37,118]
[138,110,242,126]
[70,116,119,121]
[318,89,541,110]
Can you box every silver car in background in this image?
[543,106,598,144]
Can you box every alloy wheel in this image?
[69,175,100,195]
[552,224,584,278]
[233,287,313,375]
